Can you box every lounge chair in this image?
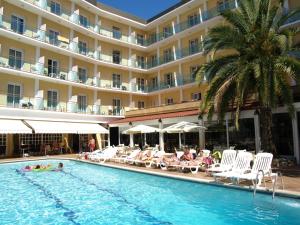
[113,149,141,163]
[145,150,166,168]
[89,147,114,161]
[213,151,253,181]
[206,149,237,174]
[230,152,277,187]
[93,148,118,163]
[132,150,154,166]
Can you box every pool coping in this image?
[1,156,300,199]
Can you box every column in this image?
[128,48,132,67]
[93,90,100,114]
[156,26,159,42]
[178,63,182,87]
[129,123,134,147]
[172,45,177,60]
[93,64,100,87]
[67,85,75,113]
[199,7,203,23]
[94,39,100,60]
[225,117,229,148]
[179,133,182,148]
[174,71,178,87]
[159,120,164,151]
[157,71,161,90]
[157,46,160,65]
[179,88,183,103]
[198,116,205,149]
[94,15,100,33]
[158,94,161,106]
[292,112,300,164]
[235,0,239,8]
[254,113,261,153]
[108,129,111,147]
[128,26,134,44]
[172,21,176,35]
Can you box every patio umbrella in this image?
[162,121,206,147]
[122,125,161,147]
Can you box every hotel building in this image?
[0,0,299,163]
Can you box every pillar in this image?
[199,117,205,149]
[199,7,203,23]
[225,117,229,148]
[292,112,300,164]
[129,123,134,147]
[254,113,261,153]
[159,120,164,151]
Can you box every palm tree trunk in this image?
[259,106,277,156]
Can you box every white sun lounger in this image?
[93,148,118,163]
[90,147,115,161]
[231,152,277,187]
[213,151,253,181]
[206,149,237,174]
[114,149,141,163]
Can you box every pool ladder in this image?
[253,170,284,199]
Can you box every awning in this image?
[25,120,108,134]
[0,119,32,134]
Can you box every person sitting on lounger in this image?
[162,153,180,166]
[180,147,194,161]
[136,150,152,161]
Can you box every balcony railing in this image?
[21,0,238,47]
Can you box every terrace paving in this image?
[1,154,300,197]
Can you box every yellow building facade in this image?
[0,0,299,160]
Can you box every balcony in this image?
[19,0,238,48]
[125,100,201,117]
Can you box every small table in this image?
[20,144,30,157]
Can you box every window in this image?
[189,39,199,54]
[48,59,59,77]
[137,34,144,45]
[112,26,121,39]
[49,30,59,46]
[20,134,62,153]
[188,14,199,27]
[113,50,121,64]
[79,15,88,28]
[112,74,121,88]
[50,1,61,15]
[78,41,87,55]
[166,98,174,105]
[47,90,58,111]
[138,101,145,109]
[112,99,121,115]
[192,92,201,101]
[8,49,22,69]
[11,15,24,34]
[7,84,21,108]
[163,26,172,38]
[0,134,6,156]
[78,68,87,83]
[78,95,87,113]
[190,65,200,80]
[137,56,145,68]
[165,73,174,87]
[218,0,230,12]
[137,78,145,92]
[163,49,173,63]
[151,77,158,89]
[150,55,157,67]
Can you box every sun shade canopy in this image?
[162,121,206,133]
[122,125,161,134]
[25,120,108,134]
[0,119,32,134]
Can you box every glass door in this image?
[7,84,21,108]
[47,90,58,111]
[8,49,22,69]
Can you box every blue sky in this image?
[97,0,181,20]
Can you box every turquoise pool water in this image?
[0,160,299,225]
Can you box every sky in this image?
[97,0,181,20]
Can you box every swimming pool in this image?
[0,160,299,225]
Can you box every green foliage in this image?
[197,0,300,129]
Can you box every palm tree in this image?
[197,0,300,155]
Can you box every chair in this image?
[213,151,253,181]
[93,148,118,163]
[206,149,237,174]
[145,150,165,168]
[113,149,141,163]
[231,152,277,187]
